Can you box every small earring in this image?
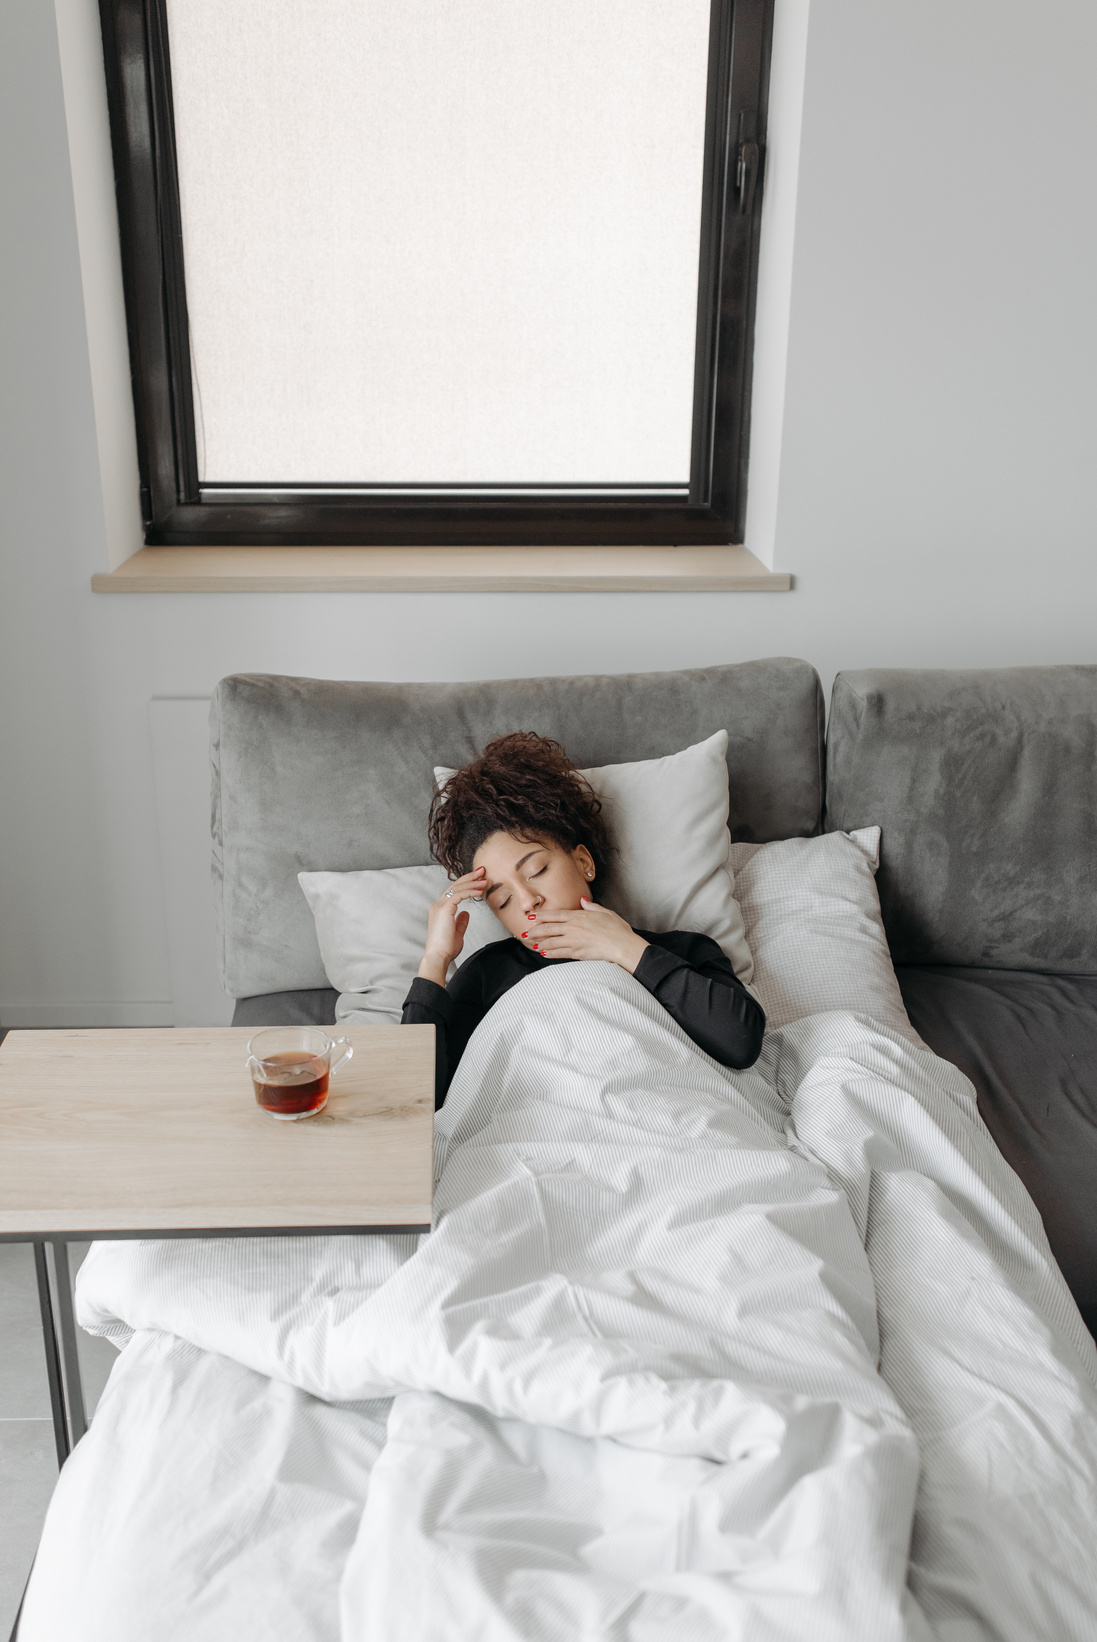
[586,871,593,878]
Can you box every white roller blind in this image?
[165,0,711,486]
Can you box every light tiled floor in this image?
[0,1243,119,1637]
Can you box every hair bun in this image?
[428,731,611,886]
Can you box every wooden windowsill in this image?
[91,544,792,594]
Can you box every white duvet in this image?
[19,964,1097,1642]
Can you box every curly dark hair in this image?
[429,731,612,890]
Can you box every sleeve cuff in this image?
[633,942,691,991]
[403,976,456,1021]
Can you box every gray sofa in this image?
[211,659,1097,1338]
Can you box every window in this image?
[99,0,773,547]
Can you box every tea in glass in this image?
[245,1028,353,1120]
[251,1051,330,1118]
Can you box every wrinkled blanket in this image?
[20,964,1097,1641]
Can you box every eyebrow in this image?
[485,849,541,899]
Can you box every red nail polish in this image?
[520,932,527,939]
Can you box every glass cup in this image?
[246,1027,353,1120]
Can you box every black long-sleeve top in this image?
[402,930,765,1108]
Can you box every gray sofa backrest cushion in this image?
[826,666,1097,971]
[212,659,825,998]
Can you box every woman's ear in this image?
[573,844,596,882]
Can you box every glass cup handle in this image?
[245,1055,261,1077]
[329,1039,353,1077]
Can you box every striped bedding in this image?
[20,963,1097,1641]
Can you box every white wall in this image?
[2,0,1096,1025]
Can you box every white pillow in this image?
[436,729,753,983]
[727,827,922,1045]
[298,865,509,1025]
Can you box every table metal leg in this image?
[17,1242,89,1638]
[7,1559,32,1642]
[32,1242,69,1469]
[51,1241,87,1446]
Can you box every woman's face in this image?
[473,832,595,940]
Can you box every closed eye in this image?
[494,858,546,912]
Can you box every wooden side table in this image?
[0,1025,434,1465]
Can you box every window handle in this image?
[737,139,759,215]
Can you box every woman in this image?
[403,732,765,1106]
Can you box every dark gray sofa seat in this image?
[897,965,1097,1338]
[232,987,338,1028]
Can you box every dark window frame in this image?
[98,0,774,548]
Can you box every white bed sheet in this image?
[19,963,1097,1641]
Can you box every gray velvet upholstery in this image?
[213,659,825,999]
[897,965,1097,1336]
[826,667,1097,970]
